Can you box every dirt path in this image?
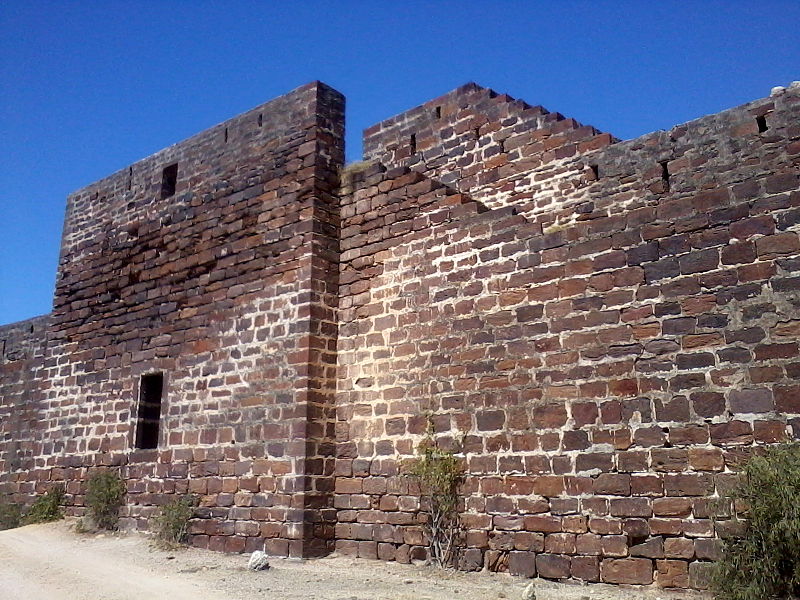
[0,521,708,600]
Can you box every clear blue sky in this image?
[1,1,798,325]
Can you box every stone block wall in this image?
[0,315,50,478]
[334,84,800,588]
[363,82,616,214]
[1,81,345,558]
[1,79,798,590]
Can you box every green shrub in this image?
[21,486,64,525]
[85,470,126,530]
[712,443,800,600]
[407,433,463,568]
[151,495,197,548]
[0,501,22,530]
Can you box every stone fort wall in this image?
[335,83,800,588]
[1,81,345,558]
[2,80,799,588]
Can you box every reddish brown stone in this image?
[630,475,663,497]
[730,215,775,239]
[532,403,569,428]
[691,391,726,417]
[589,518,622,535]
[688,448,724,471]
[545,533,576,554]
[536,554,571,579]
[756,232,800,257]
[601,558,654,584]
[2,82,799,594]
[524,515,562,533]
[710,421,754,445]
[754,420,787,443]
[653,497,692,517]
[593,473,630,496]
[571,402,599,426]
[508,551,536,577]
[664,538,695,559]
[721,241,757,264]
[664,474,714,496]
[571,556,600,581]
[576,533,602,555]
[775,384,800,412]
[657,559,690,588]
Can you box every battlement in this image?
[59,81,343,261]
[0,314,49,364]
[363,83,611,201]
[2,80,799,587]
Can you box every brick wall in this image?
[1,81,345,558]
[363,82,616,215]
[0,315,50,482]
[1,80,798,590]
[334,84,800,588]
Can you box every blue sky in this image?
[1,1,798,325]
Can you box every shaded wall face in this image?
[0,316,50,487]
[0,82,345,557]
[336,88,800,587]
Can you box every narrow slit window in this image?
[756,115,768,133]
[135,373,164,449]
[435,106,442,119]
[224,127,229,143]
[409,133,417,154]
[258,113,263,127]
[660,160,670,191]
[590,164,600,179]
[160,163,178,199]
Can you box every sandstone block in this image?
[536,554,571,579]
[601,558,653,584]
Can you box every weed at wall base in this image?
[85,470,126,530]
[711,443,800,600]
[406,422,464,569]
[21,486,64,525]
[151,495,198,548]
[0,501,22,530]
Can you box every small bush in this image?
[21,487,64,525]
[407,432,463,568]
[151,495,197,548]
[0,501,22,530]
[85,470,126,530]
[711,443,800,600]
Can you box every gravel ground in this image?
[0,521,710,600]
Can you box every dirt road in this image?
[0,521,708,600]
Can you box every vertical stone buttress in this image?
[298,83,345,556]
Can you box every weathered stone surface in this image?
[601,558,654,584]
[0,81,346,560]
[508,551,536,578]
[2,81,799,593]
